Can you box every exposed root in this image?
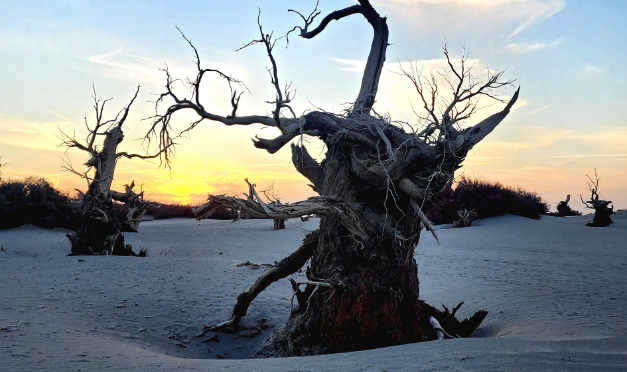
[204,316,240,332]
[205,230,319,331]
[420,301,487,340]
[429,316,456,340]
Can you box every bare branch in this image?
[204,230,319,331]
[194,179,378,242]
[145,25,293,168]
[287,1,388,115]
[399,45,516,147]
[291,143,323,193]
[237,9,297,130]
[289,3,361,39]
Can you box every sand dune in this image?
[1,213,626,371]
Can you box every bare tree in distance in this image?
[0,156,5,181]
[581,168,614,227]
[59,86,167,256]
[147,0,519,355]
[452,209,478,228]
[548,194,581,217]
[260,181,288,230]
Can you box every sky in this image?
[1,0,626,210]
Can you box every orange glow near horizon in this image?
[44,157,317,206]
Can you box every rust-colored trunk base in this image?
[273,219,286,230]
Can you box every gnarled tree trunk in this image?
[61,87,163,255]
[581,169,614,227]
[67,126,129,255]
[151,0,516,356]
[284,164,425,353]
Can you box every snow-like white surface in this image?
[1,213,626,371]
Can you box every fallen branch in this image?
[195,180,377,242]
[203,230,319,332]
[236,261,273,269]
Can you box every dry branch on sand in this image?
[147,0,517,356]
[59,86,165,255]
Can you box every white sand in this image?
[1,213,626,371]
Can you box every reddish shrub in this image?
[426,176,549,225]
[147,203,195,219]
[0,177,81,230]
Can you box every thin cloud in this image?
[87,50,164,83]
[583,64,605,74]
[332,58,365,72]
[549,154,627,158]
[529,105,548,115]
[379,0,565,37]
[509,0,565,36]
[506,37,564,54]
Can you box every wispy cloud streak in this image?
[379,0,565,37]
[506,37,564,53]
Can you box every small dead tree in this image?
[0,156,5,181]
[551,194,581,217]
[581,169,614,227]
[452,209,478,228]
[261,181,287,230]
[148,1,518,355]
[60,86,164,255]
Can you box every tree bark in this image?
[254,138,426,355]
[63,87,162,256]
[586,203,614,227]
[68,127,128,255]
[154,0,518,356]
[273,219,286,230]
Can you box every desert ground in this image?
[1,213,626,371]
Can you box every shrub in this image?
[426,176,549,225]
[147,202,195,219]
[147,201,239,220]
[0,177,81,230]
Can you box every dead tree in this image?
[147,1,517,355]
[550,194,581,217]
[60,86,164,255]
[261,182,287,230]
[581,169,614,227]
[0,156,5,181]
[452,209,478,228]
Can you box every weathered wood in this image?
[203,230,318,333]
[452,209,478,228]
[581,169,615,227]
[556,195,571,217]
[195,179,381,243]
[149,0,517,356]
[291,144,323,193]
[61,87,165,255]
[273,219,286,230]
[420,301,488,340]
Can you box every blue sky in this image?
[1,0,626,209]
